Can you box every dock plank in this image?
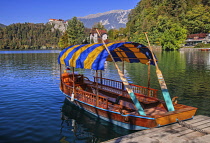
[103,115,210,143]
[152,119,210,137]
[179,122,210,139]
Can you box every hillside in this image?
[0,23,6,28]
[126,0,210,50]
[0,23,62,49]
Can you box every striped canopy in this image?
[58,42,156,70]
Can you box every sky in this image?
[0,0,139,26]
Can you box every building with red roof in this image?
[89,29,108,43]
[186,33,210,46]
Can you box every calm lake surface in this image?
[0,49,210,143]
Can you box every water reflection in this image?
[184,51,210,71]
[60,99,134,143]
[60,100,99,143]
[0,49,60,54]
[1,49,210,143]
[149,51,210,116]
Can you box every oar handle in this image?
[96,29,146,116]
[144,32,175,112]
[144,32,158,68]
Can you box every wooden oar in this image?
[144,32,175,112]
[96,29,146,116]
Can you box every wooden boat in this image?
[58,41,197,130]
[199,48,210,51]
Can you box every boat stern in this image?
[154,105,197,126]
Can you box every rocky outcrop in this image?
[48,20,67,33]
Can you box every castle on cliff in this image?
[48,19,68,33]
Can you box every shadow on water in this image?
[59,98,135,143]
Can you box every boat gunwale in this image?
[60,85,197,120]
[61,90,156,120]
[60,73,198,130]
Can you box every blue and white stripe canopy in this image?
[58,42,156,70]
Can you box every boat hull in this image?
[62,93,197,130]
[59,73,197,130]
[64,95,154,130]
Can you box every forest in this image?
[0,0,210,50]
[0,23,62,49]
[126,0,210,50]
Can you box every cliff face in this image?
[48,21,67,33]
[78,9,131,30]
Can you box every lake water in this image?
[0,49,210,143]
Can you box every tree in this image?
[92,22,106,30]
[126,0,210,50]
[154,16,186,50]
[0,23,62,49]
[107,28,128,42]
[67,17,85,45]
[58,32,69,49]
[183,4,210,34]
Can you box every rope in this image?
[177,119,209,135]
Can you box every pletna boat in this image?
[58,41,197,130]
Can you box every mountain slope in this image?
[78,9,131,30]
[0,23,6,28]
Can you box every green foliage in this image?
[0,23,62,49]
[92,22,106,30]
[66,17,85,45]
[58,32,69,49]
[183,4,210,34]
[107,28,128,42]
[126,0,210,50]
[157,17,187,50]
[194,43,210,48]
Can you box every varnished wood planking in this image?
[61,73,197,130]
[103,115,210,143]
[155,109,197,125]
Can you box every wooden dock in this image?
[179,48,210,51]
[103,115,210,143]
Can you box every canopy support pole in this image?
[71,67,75,101]
[60,64,63,91]
[144,32,174,112]
[96,29,146,116]
[96,70,99,106]
[122,59,125,95]
[147,61,151,97]
[100,70,102,85]
[122,60,124,74]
